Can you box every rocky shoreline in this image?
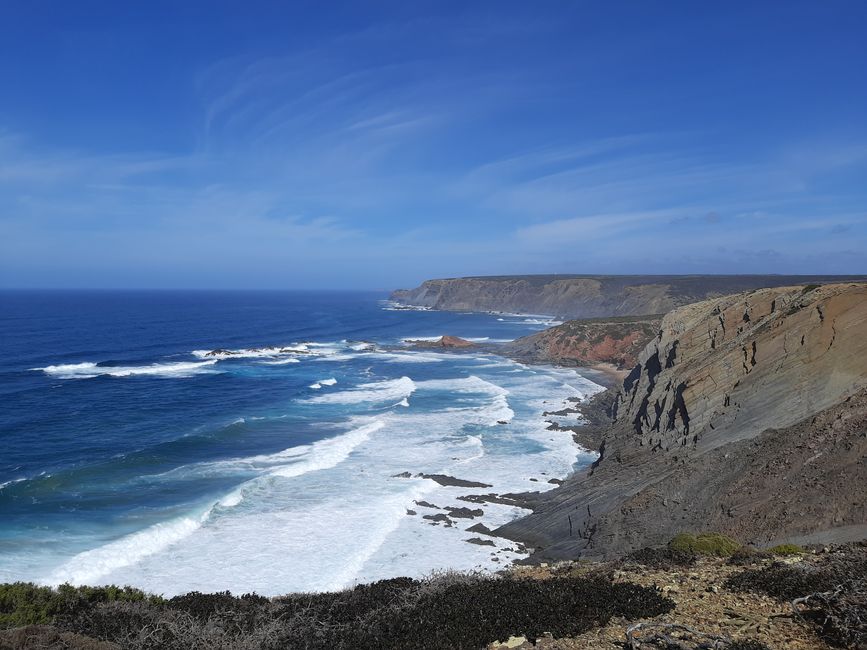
[391,275,867,319]
[494,282,867,561]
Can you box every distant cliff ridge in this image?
[391,275,867,319]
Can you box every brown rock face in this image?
[506,316,661,369]
[614,282,867,453]
[497,282,867,559]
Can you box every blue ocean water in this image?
[0,290,601,595]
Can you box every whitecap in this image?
[35,360,219,379]
[42,512,207,586]
[192,345,310,360]
[270,420,382,478]
[260,358,301,365]
[305,377,416,405]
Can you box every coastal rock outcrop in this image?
[497,282,867,559]
[505,316,661,369]
[390,275,867,319]
[406,335,474,349]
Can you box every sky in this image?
[1,1,866,289]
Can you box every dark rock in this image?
[445,507,484,519]
[466,523,495,536]
[423,513,453,525]
[420,474,493,488]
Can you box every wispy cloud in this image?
[1,4,865,287]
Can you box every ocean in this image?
[0,290,601,596]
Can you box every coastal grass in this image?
[668,532,742,557]
[0,573,674,650]
[767,543,805,556]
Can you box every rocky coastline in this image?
[495,282,867,560]
[391,274,867,319]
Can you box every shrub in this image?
[793,580,867,648]
[727,546,767,566]
[767,543,804,556]
[668,532,741,557]
[625,546,697,569]
[0,583,61,627]
[801,284,820,294]
[0,582,163,630]
[725,563,840,600]
[1,574,675,649]
[0,624,119,649]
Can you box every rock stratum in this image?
[504,315,661,370]
[391,274,867,319]
[498,282,867,559]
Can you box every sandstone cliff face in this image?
[391,275,867,319]
[497,282,867,559]
[505,316,661,369]
[614,283,867,454]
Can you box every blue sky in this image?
[1,1,866,289]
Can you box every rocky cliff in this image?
[390,275,867,319]
[497,282,867,559]
[504,315,661,370]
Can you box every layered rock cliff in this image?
[504,315,661,370]
[497,282,867,558]
[391,275,867,319]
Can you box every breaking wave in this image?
[35,360,219,379]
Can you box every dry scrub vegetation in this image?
[0,572,672,649]
[2,539,865,649]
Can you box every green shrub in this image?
[767,543,804,556]
[801,284,820,294]
[668,532,741,557]
[0,583,59,627]
[0,582,163,629]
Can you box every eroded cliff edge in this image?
[391,274,867,319]
[497,282,867,559]
[504,315,661,370]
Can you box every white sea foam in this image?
[375,352,446,363]
[416,375,509,396]
[260,357,301,365]
[309,383,322,389]
[305,377,416,405]
[0,477,26,491]
[35,360,219,379]
[43,512,207,586]
[217,488,244,508]
[191,345,310,360]
[319,378,337,386]
[28,354,608,596]
[270,420,382,478]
